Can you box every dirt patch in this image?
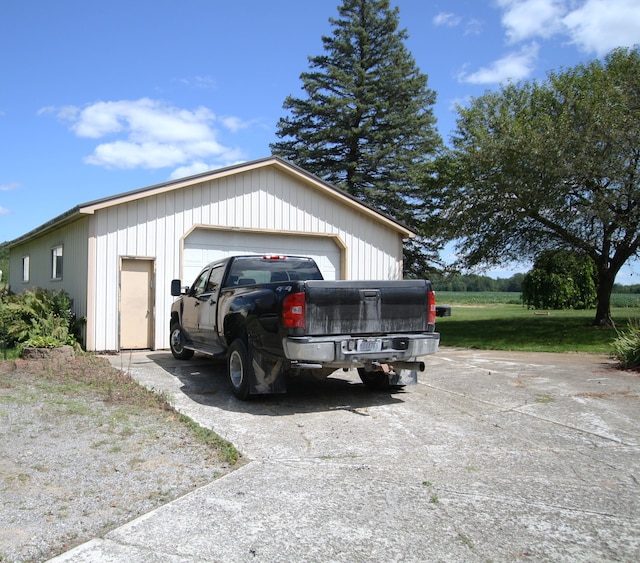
[0,354,240,562]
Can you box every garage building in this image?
[5,156,415,352]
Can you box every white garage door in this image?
[183,230,342,285]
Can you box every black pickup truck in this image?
[170,255,442,399]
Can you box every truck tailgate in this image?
[303,280,431,335]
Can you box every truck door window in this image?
[206,265,225,293]
[190,269,210,297]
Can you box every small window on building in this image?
[51,246,63,280]
[22,255,30,283]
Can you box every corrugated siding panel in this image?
[89,166,403,351]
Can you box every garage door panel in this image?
[183,231,341,285]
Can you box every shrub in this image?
[0,288,82,350]
[611,319,640,370]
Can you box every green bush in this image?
[611,319,640,369]
[0,288,82,350]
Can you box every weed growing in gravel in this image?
[535,394,555,404]
[178,413,239,465]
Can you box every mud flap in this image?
[249,346,287,394]
[395,369,418,386]
[382,363,418,386]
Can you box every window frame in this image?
[51,245,63,280]
[22,255,30,283]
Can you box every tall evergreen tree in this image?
[270,0,442,276]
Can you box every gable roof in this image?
[4,156,415,247]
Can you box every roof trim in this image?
[3,206,83,248]
[4,156,415,247]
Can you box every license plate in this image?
[357,338,382,353]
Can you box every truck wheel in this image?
[170,323,194,360]
[357,368,390,390]
[227,339,252,400]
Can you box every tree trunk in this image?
[594,269,616,327]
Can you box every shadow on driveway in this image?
[142,351,406,415]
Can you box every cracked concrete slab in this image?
[49,347,640,562]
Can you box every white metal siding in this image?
[8,218,89,341]
[85,166,403,351]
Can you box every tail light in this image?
[283,291,306,328]
[427,290,436,325]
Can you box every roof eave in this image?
[3,206,84,248]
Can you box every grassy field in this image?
[436,291,640,308]
[435,292,640,354]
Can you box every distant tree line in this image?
[613,283,640,294]
[431,273,525,293]
[431,273,638,296]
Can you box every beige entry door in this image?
[120,258,154,349]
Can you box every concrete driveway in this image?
[51,348,639,562]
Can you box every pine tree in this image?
[270,0,442,276]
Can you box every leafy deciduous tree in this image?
[441,47,640,325]
[270,0,442,276]
[521,250,597,310]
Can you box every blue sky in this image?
[2,0,640,282]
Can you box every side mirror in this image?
[170,279,183,296]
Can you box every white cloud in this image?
[563,0,640,56]
[68,99,216,141]
[174,75,217,90]
[458,42,539,84]
[45,98,248,175]
[464,18,484,36]
[496,0,640,55]
[497,0,566,43]
[169,155,246,180]
[169,162,215,180]
[0,181,20,192]
[433,11,483,35]
[219,115,255,133]
[0,182,17,217]
[433,12,462,27]
[460,1,640,91]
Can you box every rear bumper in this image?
[282,333,440,367]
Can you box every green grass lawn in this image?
[436,291,640,308]
[435,293,640,354]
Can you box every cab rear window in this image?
[224,257,323,287]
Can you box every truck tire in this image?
[227,339,252,400]
[357,368,391,390]
[170,322,194,360]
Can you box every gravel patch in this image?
[0,355,239,563]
